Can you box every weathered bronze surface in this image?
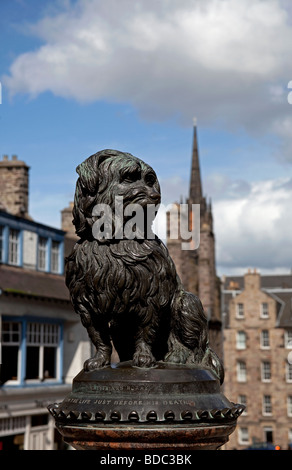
[65,149,223,380]
[49,149,244,450]
[49,362,243,450]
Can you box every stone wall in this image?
[223,270,292,449]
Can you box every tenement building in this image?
[166,123,222,357]
[0,155,90,450]
[222,269,292,449]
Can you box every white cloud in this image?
[213,176,292,274]
[145,171,292,276]
[3,0,292,160]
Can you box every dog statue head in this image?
[72,149,161,241]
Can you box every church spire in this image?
[189,117,203,204]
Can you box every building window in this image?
[260,330,270,348]
[1,318,62,385]
[1,321,21,383]
[261,302,269,318]
[261,361,271,382]
[236,331,246,349]
[263,395,272,415]
[37,237,47,271]
[238,427,249,445]
[288,396,292,417]
[263,427,274,444]
[51,241,60,274]
[26,322,60,381]
[0,226,3,262]
[288,429,292,446]
[237,361,247,382]
[0,416,26,437]
[236,303,244,318]
[285,330,292,349]
[8,228,20,265]
[286,363,292,383]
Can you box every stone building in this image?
[222,269,292,449]
[0,155,90,450]
[166,124,222,356]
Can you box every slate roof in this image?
[223,274,292,291]
[222,273,292,328]
[0,264,70,302]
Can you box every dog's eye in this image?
[145,173,156,186]
[121,169,141,183]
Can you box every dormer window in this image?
[8,228,20,266]
[0,226,3,262]
[37,237,48,271]
[51,241,60,274]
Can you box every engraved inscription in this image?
[75,383,151,393]
[163,399,195,406]
[66,398,113,405]
[65,397,195,407]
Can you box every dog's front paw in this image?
[84,353,110,371]
[132,343,156,368]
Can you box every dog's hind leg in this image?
[164,331,192,364]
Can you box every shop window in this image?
[26,322,60,381]
[1,318,62,385]
[1,321,21,383]
[31,414,48,427]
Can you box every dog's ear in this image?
[76,149,134,193]
[73,149,133,238]
[76,150,111,194]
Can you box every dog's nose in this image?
[149,189,161,202]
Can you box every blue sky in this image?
[1,0,292,275]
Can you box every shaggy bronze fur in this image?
[66,149,223,383]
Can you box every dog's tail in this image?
[168,289,224,384]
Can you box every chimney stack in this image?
[61,202,75,235]
[0,155,30,218]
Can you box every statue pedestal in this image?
[49,362,244,451]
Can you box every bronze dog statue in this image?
[66,149,223,383]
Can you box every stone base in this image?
[49,361,244,451]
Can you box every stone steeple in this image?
[189,118,203,205]
[166,122,222,359]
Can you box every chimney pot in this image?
[12,155,18,161]
[3,155,8,161]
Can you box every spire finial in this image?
[189,121,203,203]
